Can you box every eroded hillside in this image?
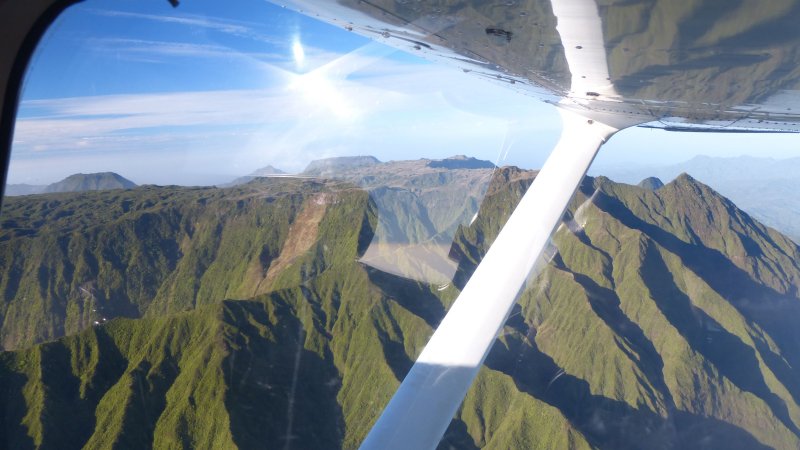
[1,168,799,449]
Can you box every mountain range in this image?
[221,165,287,187]
[601,155,800,242]
[228,156,498,283]
[0,161,799,448]
[302,155,381,177]
[300,155,496,284]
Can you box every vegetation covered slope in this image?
[0,174,588,449]
[0,179,372,349]
[451,168,800,449]
[1,168,800,449]
[603,155,800,242]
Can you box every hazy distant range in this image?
[7,155,800,242]
[596,155,800,242]
[4,172,136,195]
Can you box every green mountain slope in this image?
[600,155,800,242]
[0,172,588,448]
[0,179,373,349]
[1,167,800,449]
[450,168,800,449]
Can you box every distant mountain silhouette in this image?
[303,155,381,176]
[43,172,136,193]
[637,176,664,190]
[427,155,496,170]
[4,183,46,196]
[249,165,286,176]
[223,165,288,187]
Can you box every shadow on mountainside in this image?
[222,300,345,450]
[594,191,800,419]
[640,242,800,435]
[0,327,128,450]
[483,322,771,450]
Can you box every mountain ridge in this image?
[249,165,286,176]
[222,165,288,187]
[599,155,800,242]
[1,165,799,448]
[637,176,664,190]
[303,155,381,176]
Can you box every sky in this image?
[9,0,800,186]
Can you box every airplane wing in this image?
[274,0,800,133]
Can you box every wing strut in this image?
[360,108,621,449]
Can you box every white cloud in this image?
[89,9,281,45]
[11,51,560,185]
[82,35,350,81]
[88,37,279,61]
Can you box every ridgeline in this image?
[1,167,799,449]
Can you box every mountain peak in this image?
[660,172,701,188]
[637,176,664,190]
[303,155,381,176]
[43,172,137,193]
[672,172,698,184]
[248,165,286,176]
[427,156,495,170]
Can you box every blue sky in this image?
[10,0,800,185]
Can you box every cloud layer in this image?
[12,46,559,185]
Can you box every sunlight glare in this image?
[289,70,358,120]
[292,39,305,69]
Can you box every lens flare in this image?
[292,40,305,69]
